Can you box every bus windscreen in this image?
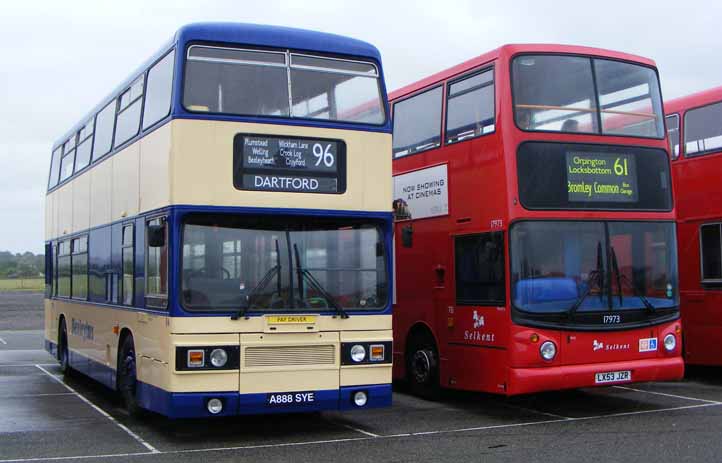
[517,142,672,211]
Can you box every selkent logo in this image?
[592,339,630,352]
[472,310,484,329]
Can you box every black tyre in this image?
[117,335,143,417]
[406,333,440,400]
[58,318,72,376]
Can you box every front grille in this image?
[244,344,336,368]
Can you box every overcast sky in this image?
[2,0,720,254]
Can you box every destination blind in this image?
[233,134,346,194]
[516,142,672,211]
[566,152,638,202]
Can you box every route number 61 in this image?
[313,143,335,167]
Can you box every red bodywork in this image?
[391,44,684,395]
[666,86,722,366]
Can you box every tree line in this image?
[0,251,44,279]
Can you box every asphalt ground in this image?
[2,292,722,462]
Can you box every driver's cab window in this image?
[146,217,168,308]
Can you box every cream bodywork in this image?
[44,118,392,394]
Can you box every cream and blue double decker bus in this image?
[43,23,393,418]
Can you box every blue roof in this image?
[53,22,384,149]
[175,22,382,62]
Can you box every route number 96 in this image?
[313,143,335,168]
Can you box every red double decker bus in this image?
[665,86,722,366]
[390,44,684,397]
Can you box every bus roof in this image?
[53,22,383,149]
[175,22,383,62]
[665,85,722,115]
[389,43,657,102]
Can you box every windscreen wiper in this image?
[569,242,605,319]
[232,240,282,320]
[293,244,349,319]
[610,246,656,313]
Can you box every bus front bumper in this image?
[507,356,684,395]
[136,382,392,419]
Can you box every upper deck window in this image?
[684,101,722,157]
[75,118,94,172]
[392,87,443,157]
[446,69,495,144]
[183,45,385,125]
[48,147,61,189]
[665,114,680,159]
[143,50,175,130]
[114,76,144,148]
[512,55,664,138]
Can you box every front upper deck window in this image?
[183,45,385,125]
[512,55,664,138]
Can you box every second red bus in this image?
[666,86,722,366]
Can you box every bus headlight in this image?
[210,348,228,367]
[350,345,366,363]
[664,334,676,352]
[540,341,557,361]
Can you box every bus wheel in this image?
[407,334,440,399]
[118,335,142,417]
[58,318,71,376]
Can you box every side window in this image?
[143,50,175,130]
[57,241,71,298]
[455,232,505,305]
[75,118,95,172]
[114,76,144,147]
[392,86,443,157]
[53,243,59,296]
[45,243,53,298]
[48,147,61,189]
[446,68,495,143]
[685,101,722,157]
[665,114,680,160]
[122,224,134,305]
[59,136,76,182]
[146,217,168,308]
[93,100,116,161]
[700,223,722,282]
[71,236,88,300]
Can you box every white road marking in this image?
[34,365,159,454]
[322,416,380,437]
[503,402,572,420]
[0,337,7,345]
[1,400,719,463]
[0,451,155,462]
[0,363,58,368]
[8,392,76,398]
[613,385,722,404]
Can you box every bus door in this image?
[446,231,507,389]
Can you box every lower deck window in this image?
[701,223,722,282]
